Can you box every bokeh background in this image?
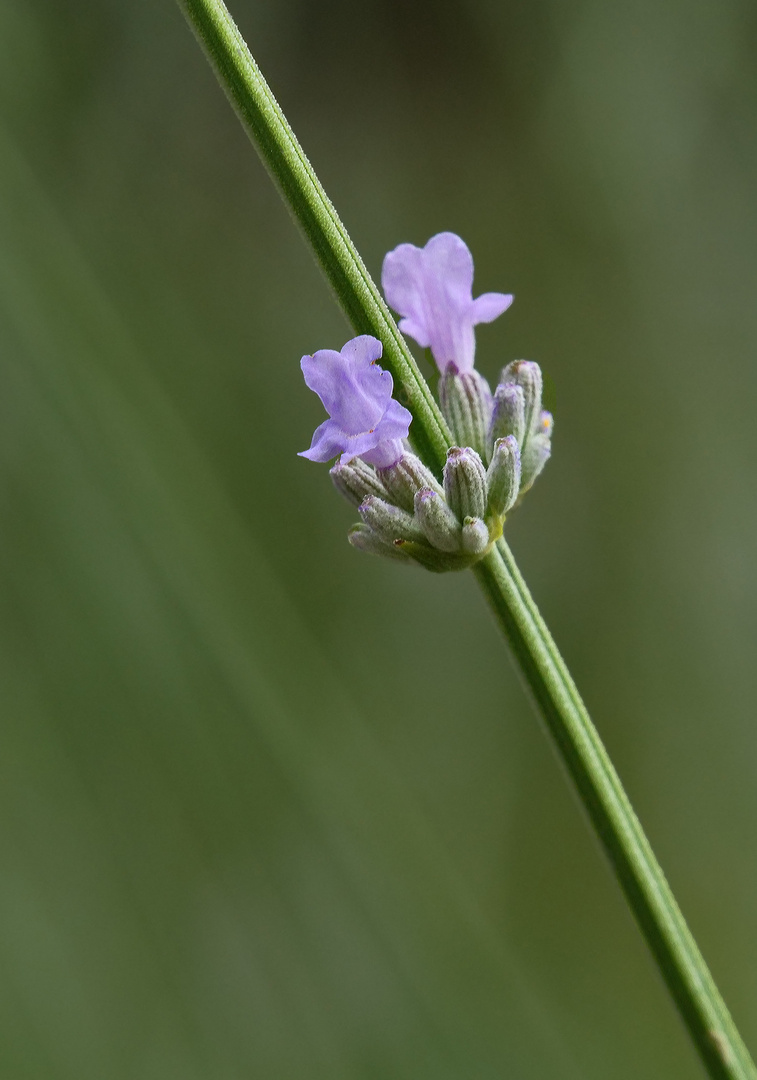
[1,1,756,1076]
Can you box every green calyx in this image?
[338,449,512,573]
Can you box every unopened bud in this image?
[461,517,490,555]
[486,436,521,518]
[348,524,410,561]
[443,446,487,522]
[520,411,553,492]
[330,458,388,508]
[377,451,443,513]
[413,488,462,552]
[439,366,493,460]
[358,495,425,545]
[489,383,526,452]
[498,360,543,440]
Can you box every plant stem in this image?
[176,0,451,477]
[176,0,756,1075]
[475,539,754,1079]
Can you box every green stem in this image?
[176,0,450,477]
[176,1,756,1075]
[475,540,754,1079]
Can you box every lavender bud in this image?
[486,436,521,518]
[461,517,490,555]
[498,360,543,440]
[489,383,526,453]
[520,412,553,492]
[413,488,462,552]
[358,495,425,545]
[348,524,410,561]
[330,458,389,508]
[377,451,443,513]
[443,446,487,523]
[439,366,494,461]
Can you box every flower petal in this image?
[446,323,476,374]
[301,336,390,434]
[423,232,474,303]
[339,334,384,366]
[383,236,470,369]
[298,418,350,462]
[374,397,413,442]
[471,292,514,324]
[381,243,427,320]
[360,439,406,468]
[397,317,431,350]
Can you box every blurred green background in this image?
[1,0,756,1076]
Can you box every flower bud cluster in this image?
[441,358,553,502]
[299,232,554,571]
[332,436,523,572]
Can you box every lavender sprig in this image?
[297,300,535,571]
[297,240,548,571]
[177,3,756,1077]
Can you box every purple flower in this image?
[299,335,412,468]
[382,232,513,374]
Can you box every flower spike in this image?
[299,243,551,572]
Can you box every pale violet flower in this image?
[299,335,411,468]
[382,232,513,374]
